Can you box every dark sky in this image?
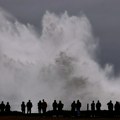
[0,0,120,73]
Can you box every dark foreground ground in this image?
[0,116,120,120]
[0,111,120,120]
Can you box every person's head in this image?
[7,102,9,105]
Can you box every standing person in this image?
[96,100,101,111]
[107,100,113,112]
[52,100,58,115]
[87,103,89,111]
[71,101,76,116]
[21,101,26,114]
[1,101,5,113]
[91,101,95,117]
[38,100,42,114]
[58,101,64,115]
[107,100,113,117]
[5,102,11,113]
[41,99,47,115]
[96,100,101,116]
[76,100,81,116]
[26,100,33,114]
[87,103,90,117]
[114,101,120,115]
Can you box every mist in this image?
[0,8,120,112]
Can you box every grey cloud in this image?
[0,0,120,73]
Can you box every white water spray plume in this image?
[0,9,119,112]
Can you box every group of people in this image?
[37,99,47,114]
[21,100,33,114]
[20,100,120,115]
[90,100,120,112]
[0,99,120,116]
[88,100,120,117]
[71,100,81,116]
[70,100,120,117]
[0,101,11,113]
[21,99,64,115]
[21,99,47,114]
[52,100,64,115]
[107,100,120,113]
[90,100,101,117]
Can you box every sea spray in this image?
[0,9,119,112]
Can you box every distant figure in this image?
[71,101,76,116]
[38,100,42,114]
[58,101,64,115]
[87,103,90,117]
[5,102,11,113]
[76,100,81,116]
[91,101,95,117]
[26,100,33,114]
[1,101,5,112]
[114,101,120,114]
[21,101,26,114]
[87,103,89,111]
[52,100,58,115]
[107,100,113,112]
[96,100,101,111]
[41,99,47,114]
[107,100,113,117]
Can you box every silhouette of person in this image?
[21,101,26,114]
[107,100,113,112]
[96,100,101,111]
[107,100,113,117]
[26,100,33,114]
[91,101,95,117]
[38,100,42,114]
[58,101,64,115]
[1,101,5,113]
[87,103,90,117]
[87,103,89,111]
[5,102,11,113]
[71,101,76,116]
[41,99,47,114]
[52,100,58,115]
[114,101,120,115]
[76,100,81,116]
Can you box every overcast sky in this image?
[0,0,120,73]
